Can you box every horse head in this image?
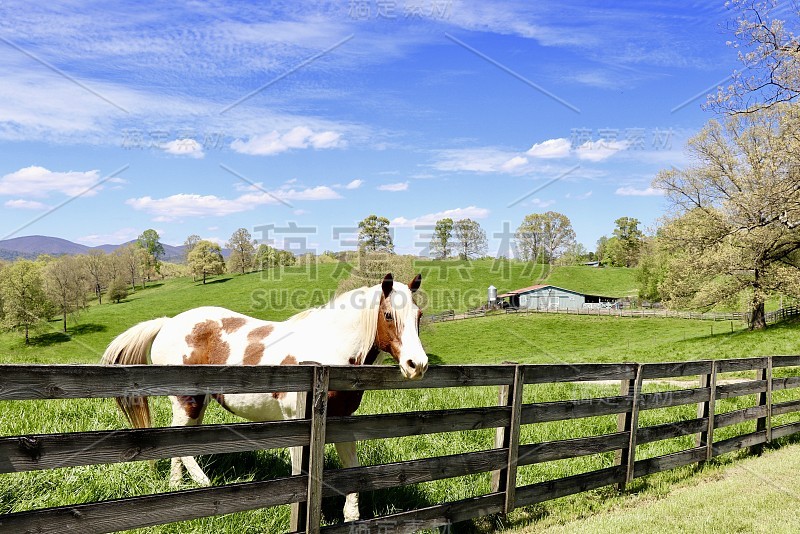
[374,273,428,380]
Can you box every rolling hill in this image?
[0,235,191,262]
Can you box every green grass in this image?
[2,265,800,532]
[542,265,638,298]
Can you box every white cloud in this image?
[566,191,593,200]
[4,199,49,210]
[575,140,629,162]
[501,156,528,171]
[0,166,102,198]
[391,206,490,227]
[76,227,139,246]
[127,185,341,220]
[615,186,663,197]
[231,126,345,156]
[526,138,571,159]
[163,138,205,159]
[526,198,556,208]
[433,147,525,173]
[378,181,409,192]
[344,179,363,189]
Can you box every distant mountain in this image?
[0,235,194,263]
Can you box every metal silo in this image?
[488,285,497,305]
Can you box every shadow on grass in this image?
[27,332,71,347]
[202,277,233,286]
[69,323,107,335]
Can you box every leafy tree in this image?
[453,218,488,260]
[337,252,416,295]
[117,243,142,290]
[44,255,86,332]
[187,240,226,284]
[636,237,670,302]
[357,215,394,253]
[602,236,626,267]
[137,229,165,281]
[108,277,129,303]
[429,218,454,259]
[83,250,108,304]
[556,242,589,266]
[255,244,296,269]
[612,217,644,267]
[0,259,52,343]
[184,234,201,257]
[596,235,609,263]
[516,211,575,263]
[226,228,256,274]
[711,1,800,113]
[653,105,800,329]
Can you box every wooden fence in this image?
[2,356,800,533]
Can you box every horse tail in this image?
[101,317,171,429]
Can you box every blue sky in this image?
[0,1,742,255]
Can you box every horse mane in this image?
[285,284,385,360]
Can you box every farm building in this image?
[497,284,619,310]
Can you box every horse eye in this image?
[384,312,394,322]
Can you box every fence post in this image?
[492,364,524,513]
[290,365,329,534]
[616,363,642,491]
[696,360,717,462]
[754,357,772,454]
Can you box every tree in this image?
[453,218,488,260]
[226,228,256,274]
[108,277,129,303]
[44,255,86,332]
[187,240,226,284]
[137,229,165,281]
[612,217,645,267]
[83,250,108,304]
[0,259,52,343]
[556,242,589,266]
[636,236,670,302]
[429,218,454,259]
[711,1,800,113]
[596,235,609,263]
[118,243,141,290]
[515,213,546,263]
[357,215,394,253]
[653,105,800,329]
[255,244,296,270]
[184,234,201,258]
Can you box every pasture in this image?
[2,265,800,532]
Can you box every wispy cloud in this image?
[391,206,490,227]
[4,199,49,210]
[163,139,205,159]
[127,185,341,220]
[378,181,409,192]
[615,186,663,197]
[230,126,345,156]
[575,140,628,162]
[526,138,571,159]
[76,227,140,246]
[342,179,363,189]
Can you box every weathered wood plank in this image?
[322,449,508,497]
[518,432,630,465]
[633,446,706,478]
[319,492,505,534]
[772,398,800,416]
[623,365,643,484]
[714,405,768,429]
[502,367,524,512]
[304,366,329,534]
[0,475,306,534]
[326,406,510,444]
[637,418,708,445]
[759,358,773,444]
[522,363,636,383]
[771,421,800,440]
[712,430,767,456]
[641,361,712,380]
[0,419,310,474]
[328,365,515,391]
[515,465,625,507]
[0,364,314,400]
[638,388,710,410]
[716,357,768,374]
[491,378,512,494]
[716,380,767,399]
[703,361,718,460]
[521,396,633,424]
[771,376,800,391]
[771,355,800,368]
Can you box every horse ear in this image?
[382,273,393,297]
[408,274,422,293]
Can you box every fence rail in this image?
[2,356,800,533]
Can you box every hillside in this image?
[0,235,194,262]
[543,265,639,297]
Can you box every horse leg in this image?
[334,442,360,522]
[169,394,211,486]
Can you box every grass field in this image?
[2,264,800,532]
[542,266,638,298]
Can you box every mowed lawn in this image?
[532,443,800,533]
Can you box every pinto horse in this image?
[100,273,427,522]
